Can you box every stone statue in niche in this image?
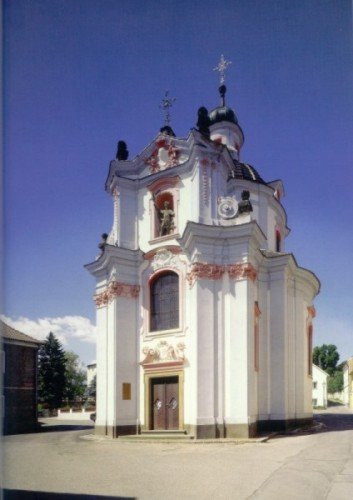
[159,201,175,236]
[237,190,253,215]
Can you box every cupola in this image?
[209,84,244,159]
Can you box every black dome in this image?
[209,106,238,125]
[230,161,266,184]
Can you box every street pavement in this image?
[2,405,353,500]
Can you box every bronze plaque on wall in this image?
[122,383,131,400]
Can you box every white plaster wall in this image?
[114,296,139,425]
[224,278,249,425]
[343,366,349,405]
[268,267,287,419]
[257,271,270,420]
[195,281,217,426]
[95,305,108,428]
[312,365,328,407]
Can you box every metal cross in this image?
[213,54,232,85]
[159,90,176,125]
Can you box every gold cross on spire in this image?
[159,90,176,126]
[213,54,232,85]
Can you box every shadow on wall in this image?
[3,490,135,500]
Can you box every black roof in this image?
[230,161,266,184]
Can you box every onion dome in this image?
[230,160,266,184]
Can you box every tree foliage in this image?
[328,370,344,394]
[38,332,67,410]
[64,351,87,405]
[313,344,340,376]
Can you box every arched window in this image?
[150,272,179,332]
[276,230,281,252]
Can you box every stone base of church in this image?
[257,417,313,433]
[185,422,257,439]
[95,424,139,438]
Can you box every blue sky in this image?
[3,0,353,365]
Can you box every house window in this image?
[313,381,317,389]
[150,272,179,332]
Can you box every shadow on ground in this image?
[270,404,353,438]
[37,422,93,433]
[3,490,135,500]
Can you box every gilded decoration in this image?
[94,281,140,307]
[140,341,186,366]
[187,262,258,287]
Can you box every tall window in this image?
[308,325,313,376]
[276,230,281,252]
[150,272,179,331]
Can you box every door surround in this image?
[143,369,184,431]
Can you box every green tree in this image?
[313,344,340,376]
[38,332,67,410]
[64,351,87,405]
[328,370,344,394]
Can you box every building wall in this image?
[312,364,328,408]
[3,342,38,435]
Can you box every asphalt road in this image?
[2,405,353,500]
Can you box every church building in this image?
[86,58,320,438]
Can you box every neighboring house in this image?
[343,357,353,408]
[312,364,328,408]
[1,320,42,435]
[86,73,320,439]
[87,361,97,387]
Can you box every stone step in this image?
[118,431,194,441]
[141,429,187,435]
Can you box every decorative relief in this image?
[307,306,316,318]
[218,197,237,219]
[94,281,140,307]
[186,262,258,287]
[151,249,181,271]
[227,263,258,282]
[140,341,185,366]
[144,138,180,174]
[186,263,225,286]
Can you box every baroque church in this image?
[86,57,320,438]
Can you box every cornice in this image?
[178,220,267,254]
[85,245,143,277]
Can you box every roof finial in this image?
[159,90,176,126]
[213,55,232,106]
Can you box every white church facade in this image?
[86,69,320,438]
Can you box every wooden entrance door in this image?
[151,376,179,430]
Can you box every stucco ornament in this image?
[141,341,186,365]
[151,249,180,271]
[144,138,180,173]
[218,197,237,219]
